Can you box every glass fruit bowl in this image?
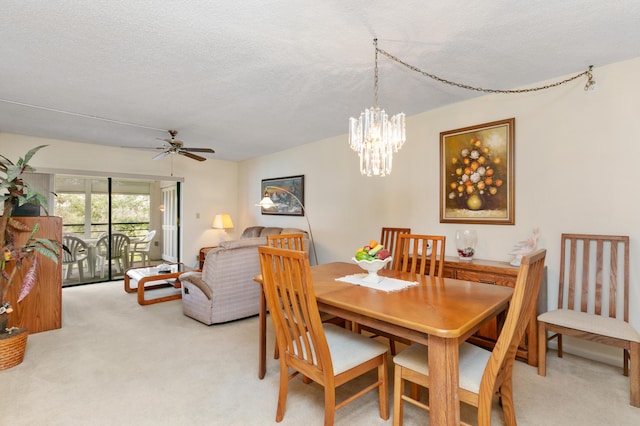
[352,257,393,283]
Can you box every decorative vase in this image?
[11,198,41,217]
[466,194,483,210]
[456,230,477,261]
[0,328,28,370]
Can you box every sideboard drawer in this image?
[454,270,516,287]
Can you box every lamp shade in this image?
[212,214,234,229]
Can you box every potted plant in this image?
[0,145,60,370]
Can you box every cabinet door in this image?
[454,269,528,356]
[5,216,62,333]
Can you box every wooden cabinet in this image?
[5,216,63,334]
[439,256,546,366]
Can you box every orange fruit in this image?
[369,239,378,248]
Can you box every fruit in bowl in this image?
[354,239,391,261]
[352,240,392,283]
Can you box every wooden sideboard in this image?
[435,256,547,366]
[5,216,63,333]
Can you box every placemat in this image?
[336,274,419,293]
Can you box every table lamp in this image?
[212,213,234,243]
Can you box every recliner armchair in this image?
[179,226,308,325]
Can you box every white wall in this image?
[239,57,640,366]
[0,133,239,269]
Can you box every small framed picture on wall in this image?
[260,175,305,216]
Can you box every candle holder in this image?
[456,230,477,261]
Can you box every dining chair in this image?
[129,229,156,266]
[380,227,411,269]
[266,233,306,360]
[62,234,88,281]
[96,233,131,278]
[393,233,446,277]
[257,245,389,425]
[266,233,346,360]
[358,233,446,354]
[393,249,547,426]
[537,234,640,407]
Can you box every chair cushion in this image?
[538,309,640,342]
[393,342,489,394]
[323,323,389,375]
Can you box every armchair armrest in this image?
[179,271,213,300]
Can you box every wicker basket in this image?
[0,328,28,370]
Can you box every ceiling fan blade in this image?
[179,151,207,162]
[121,145,166,150]
[153,151,170,160]
[182,147,215,153]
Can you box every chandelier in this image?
[349,39,406,177]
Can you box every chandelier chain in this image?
[376,47,593,94]
[373,39,379,106]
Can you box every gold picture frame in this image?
[440,118,515,225]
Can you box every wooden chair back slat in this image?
[580,239,591,312]
[608,240,619,317]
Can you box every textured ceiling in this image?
[1,1,639,162]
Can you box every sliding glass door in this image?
[54,175,180,286]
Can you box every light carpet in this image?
[1,280,639,425]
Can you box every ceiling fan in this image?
[149,130,215,162]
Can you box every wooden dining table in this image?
[255,261,514,426]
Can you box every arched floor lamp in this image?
[257,186,318,265]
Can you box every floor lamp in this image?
[257,186,318,265]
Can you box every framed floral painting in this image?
[440,118,515,225]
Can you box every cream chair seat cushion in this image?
[538,309,640,342]
[393,342,489,394]
[322,324,389,374]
